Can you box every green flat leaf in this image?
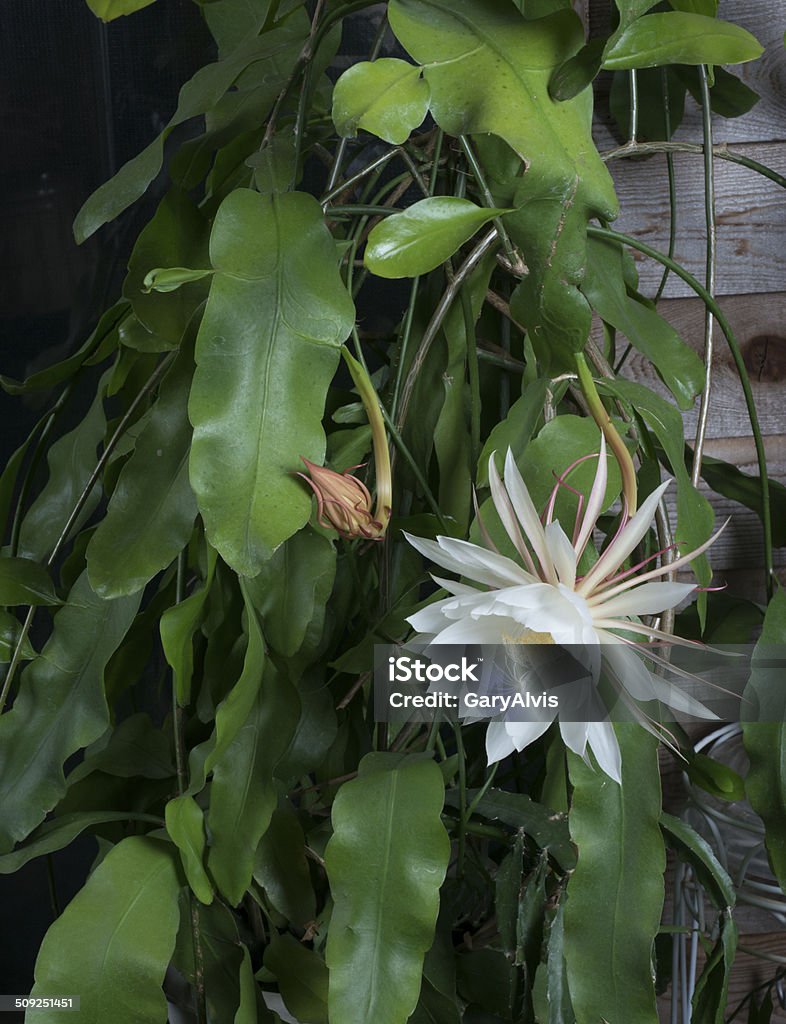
[18,378,108,563]
[85,0,157,20]
[325,753,451,1024]
[365,198,507,280]
[203,0,273,57]
[0,572,141,853]
[248,135,298,194]
[0,302,125,395]
[695,451,786,548]
[0,810,162,874]
[67,712,175,784]
[549,39,605,101]
[565,725,665,1024]
[444,787,575,869]
[73,27,304,241]
[189,189,355,575]
[582,238,704,410]
[166,795,214,904]
[207,661,299,906]
[332,58,430,145]
[615,0,660,28]
[388,0,618,371]
[0,557,60,606]
[610,66,686,142]
[0,609,36,663]
[603,13,763,70]
[264,932,328,1024]
[669,0,717,14]
[660,813,734,908]
[546,902,574,1024]
[254,808,316,926]
[476,379,550,487]
[685,751,746,803]
[124,189,210,346]
[245,527,336,658]
[742,588,786,892]
[675,65,760,119]
[691,909,737,1024]
[30,837,180,1023]
[87,346,199,598]
[160,544,218,706]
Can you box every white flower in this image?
[404,438,724,783]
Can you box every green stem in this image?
[588,224,774,599]
[458,135,516,262]
[460,287,481,467]
[604,140,786,191]
[453,723,468,876]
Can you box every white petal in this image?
[586,720,622,784]
[574,434,608,560]
[486,721,516,764]
[431,575,479,597]
[503,449,558,584]
[559,720,589,759]
[505,718,553,751]
[436,536,533,587]
[591,581,697,619]
[578,480,671,596]
[428,613,523,645]
[544,521,577,588]
[488,452,539,572]
[407,596,465,635]
[603,642,659,701]
[404,532,528,589]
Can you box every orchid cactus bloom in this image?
[404,437,725,783]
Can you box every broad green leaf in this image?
[248,135,298,194]
[0,556,60,606]
[365,198,506,279]
[549,39,605,101]
[160,544,218,706]
[166,795,214,904]
[565,725,665,1024]
[615,0,660,29]
[124,189,210,346]
[332,59,430,145]
[660,813,734,909]
[603,13,763,70]
[669,0,717,14]
[609,65,687,142]
[207,662,298,906]
[600,378,713,589]
[254,808,316,926]
[189,189,355,575]
[476,379,550,487]
[691,909,737,1024]
[67,712,175,784]
[696,451,786,548]
[684,751,746,803]
[245,527,335,658]
[264,932,328,1024]
[0,810,161,874]
[0,572,141,852]
[18,378,108,562]
[74,27,305,242]
[0,302,125,395]
[29,837,180,1023]
[433,254,496,531]
[546,902,574,1024]
[582,238,704,410]
[0,609,36,663]
[676,66,759,119]
[325,753,451,1024]
[87,347,198,598]
[85,0,157,20]
[172,900,246,1021]
[444,787,575,869]
[203,0,273,57]
[742,588,786,892]
[188,579,269,791]
[388,0,618,371]
[235,947,262,1024]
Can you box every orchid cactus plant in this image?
[0,1,784,1023]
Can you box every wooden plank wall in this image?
[581,4,786,1019]
[583,0,786,605]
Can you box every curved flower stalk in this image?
[299,348,392,541]
[405,437,726,782]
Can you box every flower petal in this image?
[488,452,538,575]
[586,720,622,784]
[574,434,608,559]
[577,480,670,596]
[403,532,528,588]
[544,521,577,588]
[591,580,697,619]
[559,720,589,759]
[503,449,558,584]
[505,718,553,752]
[486,721,516,764]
